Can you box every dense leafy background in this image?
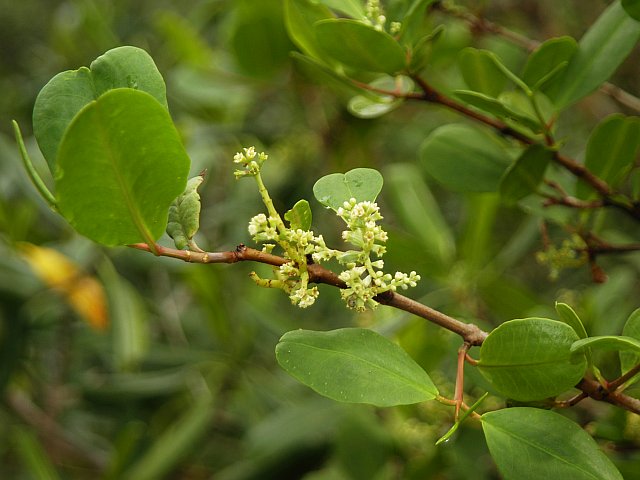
[2,0,640,478]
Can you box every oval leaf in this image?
[33,46,168,170]
[483,407,623,480]
[56,89,190,246]
[545,2,640,109]
[555,302,588,339]
[314,19,406,74]
[420,124,512,192]
[522,36,577,90]
[478,318,587,401]
[313,168,383,211]
[571,336,640,355]
[621,308,640,384]
[499,144,552,204]
[275,328,438,406]
[167,175,205,250]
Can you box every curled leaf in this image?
[167,174,205,250]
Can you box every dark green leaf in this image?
[275,328,438,406]
[167,175,205,250]
[458,47,508,97]
[284,199,313,231]
[622,0,640,21]
[571,336,640,354]
[284,0,334,62]
[621,308,640,385]
[483,407,623,480]
[420,124,512,192]
[33,46,167,170]
[55,89,190,246]
[555,302,588,339]
[499,145,552,204]
[313,168,383,211]
[578,114,640,198]
[478,318,587,401]
[314,19,406,74]
[545,2,640,109]
[522,36,577,89]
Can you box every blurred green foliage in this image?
[2,0,640,478]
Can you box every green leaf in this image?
[284,0,334,62]
[622,0,640,20]
[313,168,383,211]
[314,19,407,74]
[458,47,508,97]
[317,0,364,18]
[347,76,413,119]
[545,2,640,109]
[284,199,313,231]
[291,52,364,98]
[275,328,438,407]
[522,36,577,90]
[55,88,190,246]
[420,124,512,192]
[621,308,640,384]
[555,302,588,339]
[33,46,168,170]
[435,392,488,445]
[571,336,640,355]
[408,25,445,73]
[482,407,623,480]
[478,318,587,401]
[167,175,205,250]
[578,114,640,198]
[399,0,438,47]
[13,427,61,480]
[499,145,552,204]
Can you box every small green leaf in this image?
[478,318,587,401]
[399,0,438,47]
[167,175,205,250]
[571,336,640,355]
[408,25,445,72]
[284,0,334,62]
[522,36,577,90]
[420,124,512,192]
[555,302,588,339]
[314,19,407,74]
[276,328,438,406]
[453,90,542,132]
[621,308,640,385]
[482,407,623,480]
[284,199,313,231]
[435,392,488,445]
[458,47,508,97]
[313,168,383,211]
[33,46,168,170]
[578,114,640,198]
[622,0,640,20]
[499,145,552,204]
[347,76,413,119]
[55,89,190,246]
[545,2,640,109]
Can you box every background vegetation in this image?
[2,0,640,478]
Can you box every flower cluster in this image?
[536,234,588,280]
[233,146,268,178]
[365,0,387,31]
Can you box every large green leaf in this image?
[314,19,407,74]
[420,124,512,192]
[284,0,334,62]
[522,36,577,90]
[458,47,508,97]
[621,308,640,385]
[275,328,438,407]
[545,2,640,109]
[478,318,587,401]
[33,46,167,170]
[577,114,640,198]
[499,144,552,204]
[55,88,190,246]
[482,408,623,480]
[313,168,383,211]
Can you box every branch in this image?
[128,243,488,345]
[577,377,640,415]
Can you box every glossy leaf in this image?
[621,308,640,384]
[55,89,190,246]
[555,302,588,339]
[478,318,587,401]
[483,408,623,480]
[420,124,512,192]
[622,0,640,20]
[571,336,640,354]
[578,114,640,198]
[458,47,508,97]
[314,19,406,74]
[284,199,312,231]
[522,36,577,90]
[284,0,334,62]
[313,168,383,211]
[499,145,552,204]
[167,175,205,250]
[545,2,640,109]
[276,328,438,407]
[33,46,167,170]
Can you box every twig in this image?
[577,377,640,414]
[608,362,640,391]
[454,343,471,419]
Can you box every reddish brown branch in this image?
[577,378,640,415]
[608,362,640,391]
